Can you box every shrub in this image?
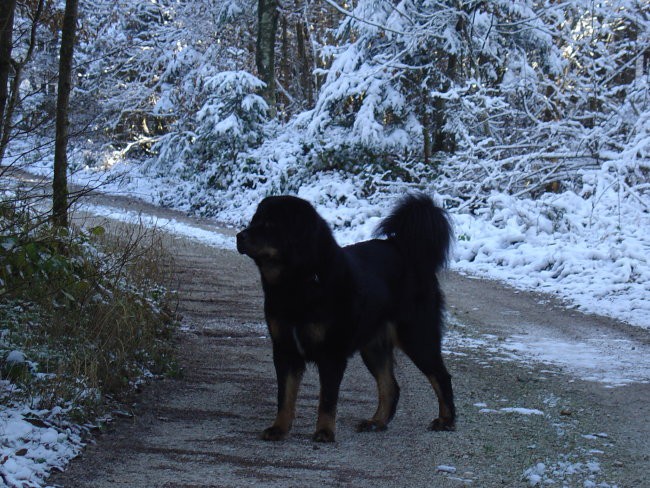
[0,200,178,418]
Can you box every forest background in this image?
[0,0,646,212]
[0,1,649,485]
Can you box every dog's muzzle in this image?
[236,229,249,255]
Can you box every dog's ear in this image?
[307,215,335,266]
[287,207,337,273]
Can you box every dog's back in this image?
[342,194,452,344]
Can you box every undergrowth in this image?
[0,196,178,421]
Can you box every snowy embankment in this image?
[57,156,649,330]
[451,190,649,329]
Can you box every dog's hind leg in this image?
[262,350,305,441]
[313,357,347,442]
[356,338,400,433]
[398,325,456,431]
[425,359,455,431]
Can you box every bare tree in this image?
[0,0,16,162]
[52,0,79,228]
[0,0,45,163]
[256,0,279,115]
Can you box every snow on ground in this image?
[0,390,84,487]
[477,406,545,415]
[451,191,650,330]
[500,333,650,387]
[81,204,237,251]
[523,457,616,488]
[444,325,650,388]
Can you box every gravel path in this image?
[8,173,643,487]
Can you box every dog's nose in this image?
[236,229,249,254]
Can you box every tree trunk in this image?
[422,114,431,165]
[256,0,279,116]
[0,0,44,163]
[296,21,313,107]
[53,0,79,228]
[0,0,16,162]
[432,45,459,154]
[280,16,289,85]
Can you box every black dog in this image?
[236,193,454,442]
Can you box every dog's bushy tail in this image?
[375,193,452,277]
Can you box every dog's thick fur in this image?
[236,194,455,442]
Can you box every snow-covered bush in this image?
[76,0,257,145]
[7,0,648,233]
[147,70,269,203]
[304,1,562,170]
[194,71,269,171]
[294,0,649,210]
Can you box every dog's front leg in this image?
[313,357,347,442]
[262,349,305,441]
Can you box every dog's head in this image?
[237,196,335,284]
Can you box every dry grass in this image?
[0,204,179,418]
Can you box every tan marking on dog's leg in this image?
[313,359,346,442]
[428,375,452,419]
[272,371,302,433]
[386,322,400,349]
[312,388,338,442]
[428,374,454,429]
[267,318,281,341]
[357,363,398,433]
[372,365,397,424]
[316,410,335,432]
[313,409,336,442]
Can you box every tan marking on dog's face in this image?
[256,245,280,259]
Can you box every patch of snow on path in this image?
[523,456,616,487]
[82,204,236,250]
[500,333,650,387]
[446,328,650,387]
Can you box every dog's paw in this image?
[312,428,336,443]
[261,425,287,441]
[428,418,455,432]
[355,420,388,433]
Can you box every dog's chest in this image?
[293,322,329,357]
